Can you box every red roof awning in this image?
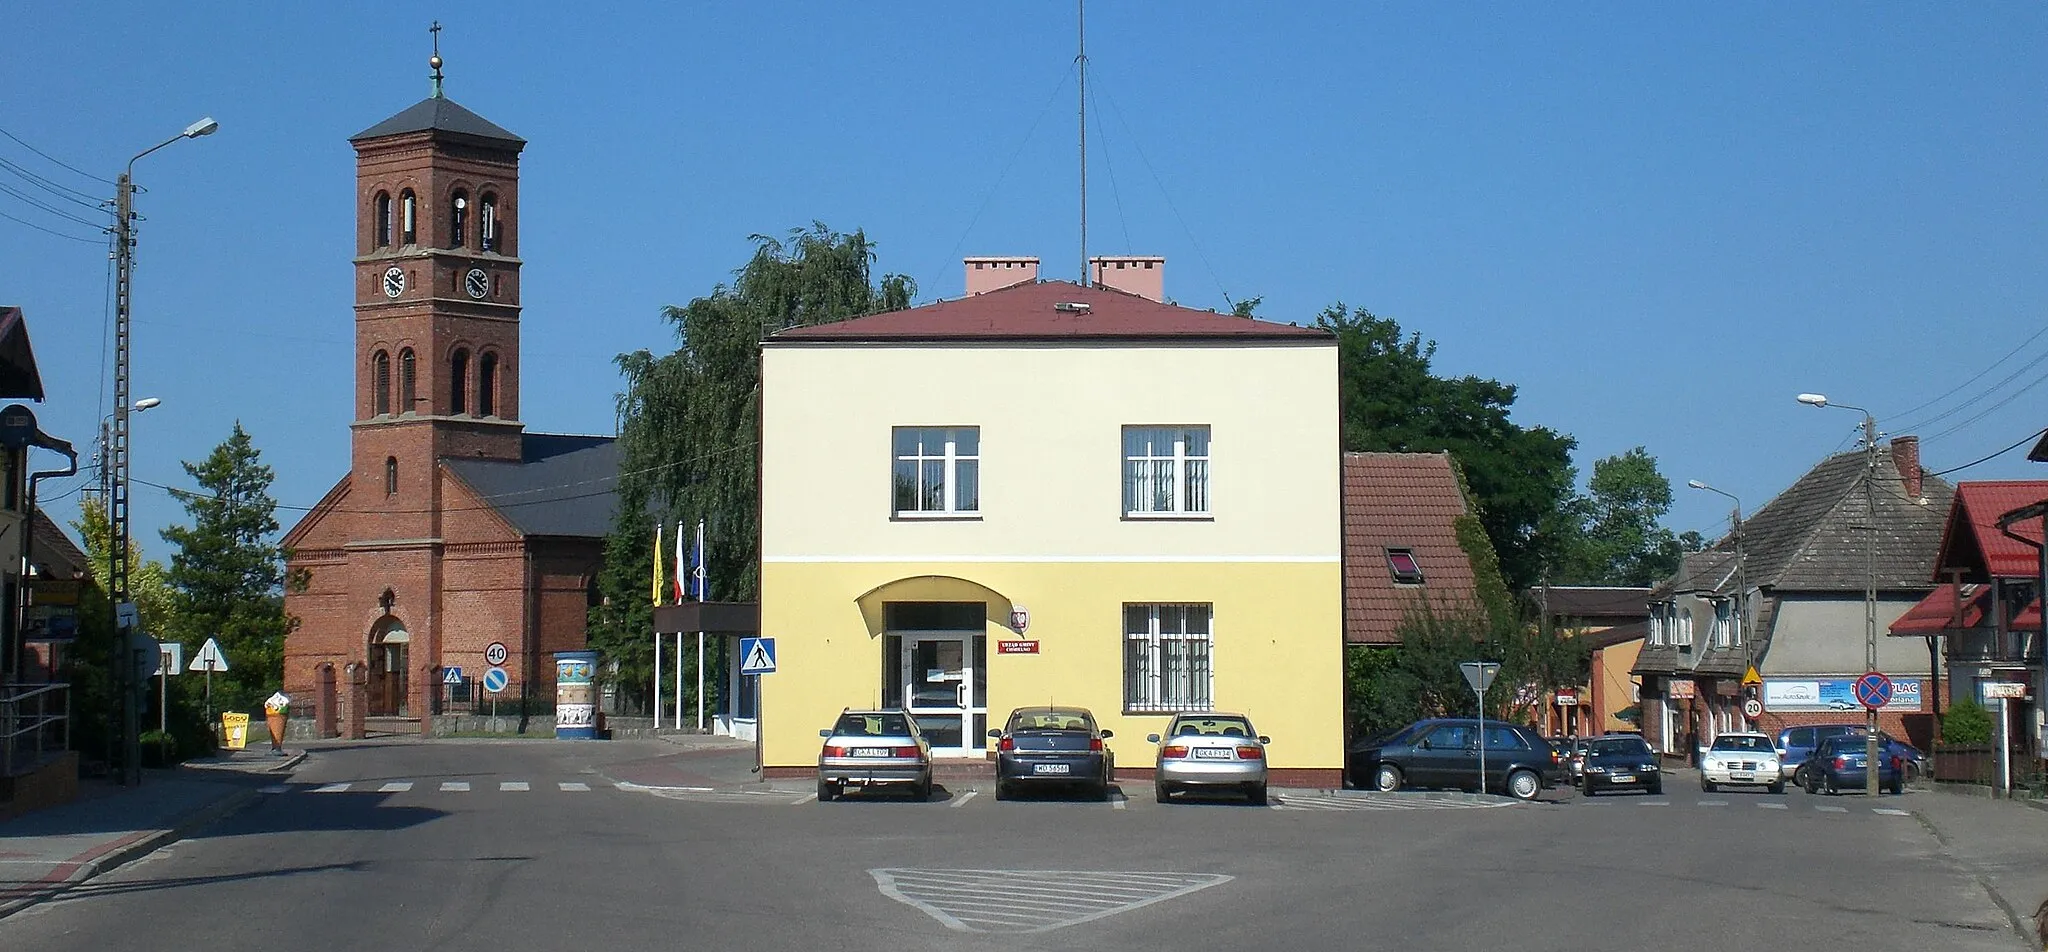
[1889,583,1988,635]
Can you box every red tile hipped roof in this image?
[1890,582,2039,635]
[1342,452,1478,645]
[768,280,1332,342]
[1938,482,2048,579]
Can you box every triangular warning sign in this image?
[188,637,229,672]
[742,641,774,673]
[1742,666,1763,686]
[871,868,1232,934]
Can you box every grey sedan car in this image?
[1147,712,1269,804]
[989,706,1115,800]
[817,709,932,801]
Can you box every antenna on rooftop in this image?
[1078,0,1088,286]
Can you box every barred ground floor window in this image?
[1124,603,1212,713]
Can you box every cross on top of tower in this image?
[429,21,444,98]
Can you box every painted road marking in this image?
[500,781,530,792]
[951,790,979,809]
[1111,793,1127,811]
[1697,800,1728,807]
[378,781,413,793]
[792,792,818,805]
[1757,802,1788,810]
[643,786,809,804]
[1873,808,1912,816]
[259,784,290,795]
[1815,805,1848,813]
[441,781,470,792]
[558,782,590,792]
[312,783,351,794]
[1638,800,1670,807]
[1274,793,1514,811]
[871,868,1232,934]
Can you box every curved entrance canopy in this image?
[853,575,1012,638]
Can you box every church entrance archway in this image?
[369,617,411,717]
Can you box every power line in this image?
[0,180,109,229]
[0,124,114,186]
[1087,80,1134,254]
[924,62,1078,300]
[0,154,110,210]
[1894,350,2048,436]
[0,207,103,244]
[1923,428,2048,479]
[1923,370,2048,444]
[1886,320,2048,428]
[1091,68,1234,309]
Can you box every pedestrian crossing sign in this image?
[739,636,776,675]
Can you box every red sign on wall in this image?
[997,640,1040,654]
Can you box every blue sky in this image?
[5,3,2046,557]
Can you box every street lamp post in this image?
[1797,393,1883,797]
[1688,479,1749,724]
[112,118,215,786]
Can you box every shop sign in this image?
[1554,690,1579,706]
[1980,681,2029,701]
[997,640,1039,654]
[1667,679,1697,700]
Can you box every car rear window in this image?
[1171,716,1254,738]
[1711,735,1773,752]
[833,713,912,737]
[1589,737,1652,757]
[1013,711,1093,732]
[1786,728,1812,747]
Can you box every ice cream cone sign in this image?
[264,692,290,753]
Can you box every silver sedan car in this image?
[1147,712,1270,804]
[817,709,932,801]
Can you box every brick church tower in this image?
[283,61,618,734]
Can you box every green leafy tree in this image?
[159,423,292,714]
[75,493,178,635]
[1552,446,1684,586]
[1317,304,1579,593]
[588,224,914,699]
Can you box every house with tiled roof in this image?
[1888,480,2046,775]
[1340,452,1478,646]
[757,256,1347,788]
[1636,437,1952,759]
[1535,586,1650,737]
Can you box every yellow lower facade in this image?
[758,561,1343,778]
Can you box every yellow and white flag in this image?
[651,519,664,606]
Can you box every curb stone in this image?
[0,786,261,922]
[1908,809,2043,952]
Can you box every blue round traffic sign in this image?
[1854,671,1893,710]
[482,666,509,694]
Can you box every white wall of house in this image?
[1762,593,1931,677]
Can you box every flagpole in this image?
[652,519,663,727]
[696,517,708,733]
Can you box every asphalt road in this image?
[0,740,2023,952]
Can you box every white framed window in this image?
[1672,605,1694,648]
[892,427,979,516]
[1648,605,1665,646]
[1711,600,1733,649]
[1123,603,1212,713]
[1123,426,1210,516]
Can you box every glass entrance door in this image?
[902,634,985,757]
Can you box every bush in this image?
[1943,697,1993,746]
[139,730,181,768]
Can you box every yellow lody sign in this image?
[220,712,250,750]
[1742,666,1764,687]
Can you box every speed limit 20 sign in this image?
[485,642,508,666]
[1742,697,1764,719]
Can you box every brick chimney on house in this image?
[1089,255,1165,302]
[965,256,1039,295]
[1891,435,1923,500]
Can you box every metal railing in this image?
[2,681,70,777]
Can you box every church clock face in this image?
[465,268,489,300]
[382,267,406,298]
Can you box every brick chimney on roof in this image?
[1089,255,1165,302]
[1891,435,1922,500]
[965,256,1038,295]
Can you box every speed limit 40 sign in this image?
[485,642,508,666]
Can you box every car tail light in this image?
[998,736,1014,752]
[824,745,848,757]
[1235,745,1264,759]
[1162,745,1189,759]
[1090,738,1105,752]
[1833,756,1848,770]
[1891,756,1902,771]
[895,746,920,758]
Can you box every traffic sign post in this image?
[1854,671,1893,797]
[740,637,776,773]
[1459,661,1501,795]
[1742,697,1764,720]
[482,665,509,730]
[188,637,229,724]
[485,642,508,667]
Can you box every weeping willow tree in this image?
[587,224,915,704]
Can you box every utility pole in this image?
[1861,411,1880,797]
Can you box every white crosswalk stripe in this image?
[500,781,529,792]
[378,781,413,793]
[1758,802,1789,810]
[312,782,351,794]
[558,782,590,792]
[871,868,1232,934]
[1873,808,1913,816]
[441,781,470,792]
[1697,800,1727,807]
[1815,805,1849,813]
[1271,792,1515,811]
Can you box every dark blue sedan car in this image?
[1799,735,1904,795]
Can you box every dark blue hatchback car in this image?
[1799,735,1904,795]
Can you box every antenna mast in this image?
[1078,0,1088,285]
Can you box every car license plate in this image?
[1032,763,1070,775]
[1731,772,1753,781]
[1610,774,1635,783]
[854,748,890,758]
[1193,748,1231,760]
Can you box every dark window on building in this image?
[586,575,602,608]
[450,348,470,414]
[449,189,468,248]
[374,192,392,248]
[384,456,398,496]
[480,192,498,252]
[398,348,417,414]
[478,352,498,417]
[2,452,16,511]
[1386,547,1424,585]
[371,350,391,416]
[399,189,417,245]
[883,602,984,631]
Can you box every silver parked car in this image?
[1147,712,1269,804]
[817,709,932,802]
